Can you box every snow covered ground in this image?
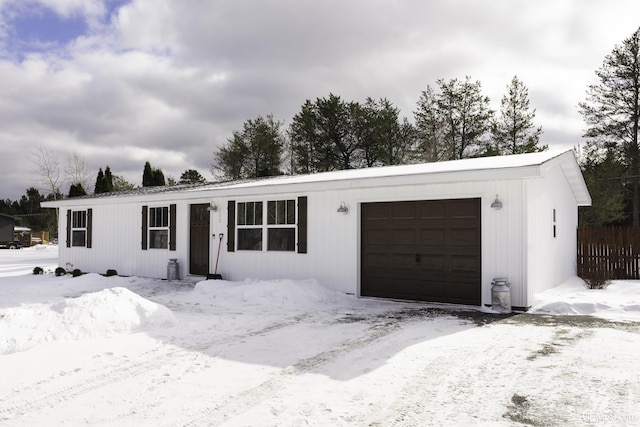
[0,246,639,426]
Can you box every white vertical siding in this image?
[51,155,585,309]
[58,200,213,280]
[525,165,579,303]
[217,179,527,305]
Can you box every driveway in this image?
[1,277,639,426]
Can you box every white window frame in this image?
[149,206,169,249]
[71,210,87,247]
[266,199,296,252]
[235,199,297,252]
[237,201,263,251]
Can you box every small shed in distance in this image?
[0,213,15,242]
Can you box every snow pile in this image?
[192,278,353,310]
[0,287,176,354]
[530,276,640,320]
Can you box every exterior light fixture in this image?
[207,203,218,212]
[490,194,503,210]
[337,201,349,214]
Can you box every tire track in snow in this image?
[0,313,313,422]
[367,324,596,426]
[181,319,403,427]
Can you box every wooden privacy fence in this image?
[577,227,640,280]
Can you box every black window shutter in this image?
[141,206,148,250]
[227,200,235,252]
[66,210,71,248]
[86,208,93,248]
[297,196,307,254]
[169,204,177,251]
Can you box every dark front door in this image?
[361,198,481,305]
[190,204,210,276]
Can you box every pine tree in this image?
[112,175,135,192]
[178,169,206,184]
[213,114,284,180]
[68,183,87,198]
[94,168,106,194]
[489,76,545,155]
[437,76,493,160]
[142,162,166,187]
[152,168,166,186]
[142,162,154,187]
[579,27,640,227]
[414,85,450,161]
[104,166,114,192]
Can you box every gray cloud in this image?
[1,0,639,199]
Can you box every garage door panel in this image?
[364,251,390,268]
[450,255,479,272]
[391,203,417,220]
[419,228,446,244]
[450,227,480,245]
[362,198,481,305]
[392,228,419,244]
[390,253,421,269]
[363,204,390,221]
[418,200,446,220]
[445,282,480,303]
[449,199,481,219]
[366,228,391,244]
[419,254,446,272]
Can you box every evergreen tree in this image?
[356,97,415,167]
[142,162,166,187]
[436,76,493,160]
[104,166,114,192]
[213,114,284,180]
[579,27,640,227]
[68,183,87,198]
[179,169,206,184]
[578,144,628,226]
[112,175,135,192]
[489,76,545,155]
[414,85,449,162]
[94,168,106,194]
[152,168,166,186]
[142,162,154,187]
[288,100,325,174]
[289,94,354,172]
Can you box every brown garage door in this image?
[361,198,481,305]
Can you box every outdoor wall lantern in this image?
[336,201,349,214]
[207,203,218,212]
[490,194,503,210]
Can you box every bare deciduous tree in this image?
[65,152,91,193]
[29,147,61,200]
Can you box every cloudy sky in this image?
[1,0,639,200]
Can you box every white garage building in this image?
[43,149,590,310]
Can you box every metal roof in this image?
[42,149,591,207]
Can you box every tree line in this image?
[28,148,208,199]
[0,156,208,235]
[213,26,640,228]
[212,75,546,180]
[579,26,640,227]
[3,26,640,229]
